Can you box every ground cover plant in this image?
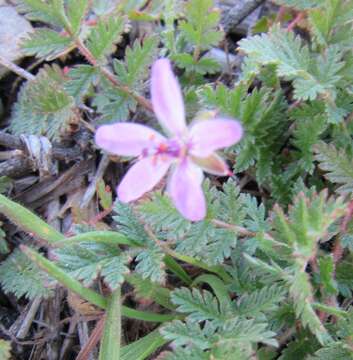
[0,0,352,359]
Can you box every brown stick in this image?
[76,317,105,360]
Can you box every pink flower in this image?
[95,59,243,221]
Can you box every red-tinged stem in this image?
[287,12,304,32]
[75,39,153,113]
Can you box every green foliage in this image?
[314,141,353,194]
[179,0,222,51]
[3,1,353,358]
[18,0,89,59]
[64,65,98,102]
[0,249,53,300]
[54,242,130,290]
[93,36,158,122]
[10,65,77,140]
[86,17,125,63]
[21,29,73,59]
[113,201,166,283]
[199,84,289,184]
[238,25,350,123]
[235,284,286,316]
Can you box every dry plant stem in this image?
[78,321,96,360]
[59,315,79,360]
[80,154,110,209]
[76,317,105,360]
[75,39,154,112]
[16,297,42,339]
[221,0,265,34]
[0,55,35,81]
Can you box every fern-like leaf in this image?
[10,65,76,140]
[0,249,53,300]
[86,17,125,63]
[314,141,353,194]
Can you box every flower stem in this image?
[99,288,121,360]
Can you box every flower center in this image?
[141,137,191,160]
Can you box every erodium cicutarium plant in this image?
[95,59,243,221]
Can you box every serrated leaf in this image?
[179,0,222,50]
[66,0,89,34]
[236,285,286,316]
[138,192,191,241]
[314,141,353,194]
[10,65,76,141]
[64,64,98,101]
[86,17,125,63]
[0,249,53,300]
[171,287,224,323]
[161,320,213,350]
[173,53,220,74]
[21,28,73,59]
[135,247,165,284]
[113,36,158,89]
[17,0,68,27]
[54,242,130,290]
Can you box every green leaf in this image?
[22,245,107,308]
[10,65,76,141]
[138,192,191,241]
[238,25,311,79]
[113,36,158,89]
[99,288,121,360]
[66,0,89,34]
[94,36,157,122]
[161,320,213,350]
[289,270,330,344]
[121,329,167,360]
[0,194,64,243]
[235,285,286,316]
[179,0,223,51]
[310,342,353,359]
[17,0,68,28]
[0,249,53,300]
[135,247,165,284]
[314,141,353,194]
[172,53,220,74]
[54,242,130,290]
[318,255,338,295]
[64,65,98,101]
[171,287,224,323]
[21,28,73,59]
[86,17,125,63]
[21,245,175,322]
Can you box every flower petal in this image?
[117,157,172,202]
[191,153,231,176]
[168,160,206,221]
[151,59,186,136]
[189,118,243,157]
[95,123,166,156]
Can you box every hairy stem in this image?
[75,39,153,112]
